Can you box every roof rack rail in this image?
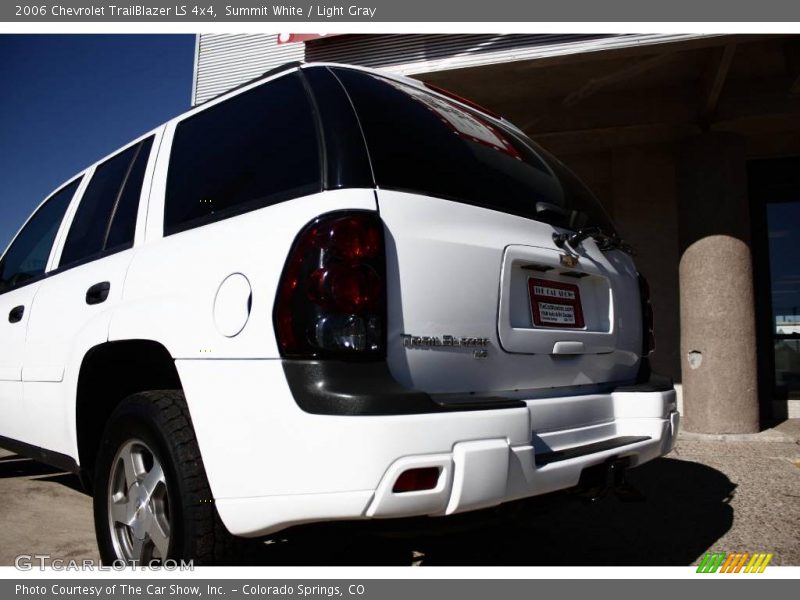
[201,61,305,104]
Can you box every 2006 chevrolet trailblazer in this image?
[0,62,679,564]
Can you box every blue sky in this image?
[0,34,195,250]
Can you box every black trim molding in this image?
[282,360,675,416]
[0,434,79,474]
[535,435,652,466]
[614,373,674,393]
[282,360,526,416]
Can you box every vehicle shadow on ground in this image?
[0,454,86,494]
[254,456,735,566]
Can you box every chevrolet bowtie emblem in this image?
[560,254,579,268]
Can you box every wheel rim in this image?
[107,439,171,563]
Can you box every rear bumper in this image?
[177,360,679,538]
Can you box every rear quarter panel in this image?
[109,188,378,358]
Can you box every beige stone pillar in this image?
[677,133,760,433]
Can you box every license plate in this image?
[529,278,585,328]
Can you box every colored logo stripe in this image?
[697,552,726,573]
[745,553,773,573]
[696,552,773,573]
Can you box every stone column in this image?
[677,133,760,433]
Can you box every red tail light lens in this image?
[638,273,655,356]
[274,211,386,358]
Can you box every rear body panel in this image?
[326,64,646,399]
[380,190,642,396]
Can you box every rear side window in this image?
[0,179,79,293]
[333,68,615,233]
[165,72,321,235]
[59,137,154,268]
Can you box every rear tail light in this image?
[274,211,386,359]
[638,273,655,356]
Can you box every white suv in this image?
[0,62,679,565]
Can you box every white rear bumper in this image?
[177,360,679,538]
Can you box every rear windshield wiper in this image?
[553,227,634,255]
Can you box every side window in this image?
[0,179,80,293]
[59,137,154,268]
[105,137,154,252]
[165,72,321,235]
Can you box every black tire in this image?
[93,390,241,565]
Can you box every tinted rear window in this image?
[59,137,153,268]
[165,72,321,235]
[105,137,153,251]
[333,68,614,233]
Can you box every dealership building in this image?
[192,33,800,432]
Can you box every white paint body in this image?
[0,63,678,537]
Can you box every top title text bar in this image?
[4,0,800,22]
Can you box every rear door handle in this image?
[8,305,24,323]
[86,282,111,305]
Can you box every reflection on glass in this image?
[767,200,800,399]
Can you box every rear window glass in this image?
[105,138,153,252]
[165,72,321,235]
[333,68,615,234]
[59,137,153,268]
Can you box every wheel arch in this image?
[76,339,183,479]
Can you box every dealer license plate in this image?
[528,278,585,329]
